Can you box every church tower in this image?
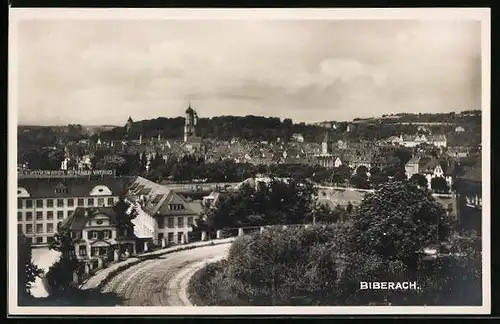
[126,116,133,133]
[184,102,196,142]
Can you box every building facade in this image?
[125,176,201,246]
[61,207,137,264]
[17,177,129,246]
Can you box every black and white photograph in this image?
[8,8,490,315]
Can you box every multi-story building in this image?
[404,157,455,192]
[125,176,201,245]
[454,166,482,232]
[17,177,130,246]
[61,206,137,265]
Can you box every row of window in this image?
[158,232,185,243]
[26,236,52,244]
[19,222,57,234]
[78,245,108,257]
[18,197,116,209]
[18,210,71,222]
[157,216,194,229]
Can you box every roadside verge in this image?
[80,238,236,291]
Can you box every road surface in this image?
[30,248,60,298]
[101,243,231,306]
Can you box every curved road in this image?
[100,243,231,306]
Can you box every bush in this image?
[189,224,481,306]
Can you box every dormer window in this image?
[55,183,68,194]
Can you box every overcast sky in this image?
[15,19,481,126]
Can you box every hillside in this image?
[17,110,482,149]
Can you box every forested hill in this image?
[100,115,329,143]
[18,110,482,147]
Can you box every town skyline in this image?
[14,18,482,126]
[17,106,481,127]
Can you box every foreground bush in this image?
[189,225,481,306]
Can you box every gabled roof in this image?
[126,176,199,216]
[60,207,118,231]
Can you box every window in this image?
[36,211,43,220]
[26,224,33,234]
[18,199,23,209]
[36,199,43,208]
[91,247,98,257]
[47,211,54,220]
[158,217,165,229]
[187,217,194,226]
[57,199,64,207]
[79,245,87,256]
[47,223,54,233]
[158,233,164,240]
[47,236,54,244]
[177,232,184,243]
[36,237,43,244]
[98,198,105,206]
[57,211,64,220]
[78,198,85,207]
[177,217,184,228]
[26,200,33,208]
[17,212,22,221]
[107,198,114,206]
[67,199,74,207]
[167,217,174,228]
[167,232,174,242]
[67,210,73,217]
[36,224,43,233]
[18,224,22,232]
[88,198,94,206]
[92,231,98,239]
[26,212,33,221]
[47,199,54,208]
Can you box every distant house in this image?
[455,126,465,133]
[393,134,447,148]
[337,140,348,149]
[446,147,470,158]
[291,133,305,143]
[405,157,455,192]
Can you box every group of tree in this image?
[189,181,481,306]
[409,174,451,193]
[193,178,321,232]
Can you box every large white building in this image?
[17,177,130,246]
[125,176,202,245]
[388,134,447,148]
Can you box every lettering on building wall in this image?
[18,169,116,178]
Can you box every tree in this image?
[197,178,317,230]
[349,174,370,189]
[431,177,449,193]
[48,223,81,293]
[393,148,413,166]
[18,232,44,304]
[351,181,452,268]
[409,173,428,188]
